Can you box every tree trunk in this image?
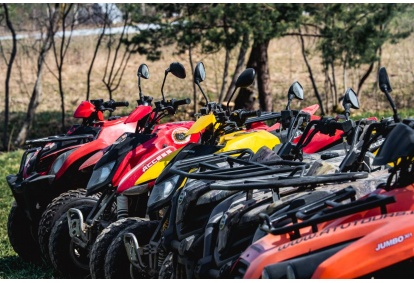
[330,61,338,111]
[356,62,374,97]
[86,19,107,100]
[15,60,45,146]
[15,4,56,146]
[234,39,271,112]
[2,4,17,151]
[234,40,258,111]
[298,30,325,115]
[256,39,272,112]
[189,44,197,115]
[218,48,230,104]
[223,32,249,104]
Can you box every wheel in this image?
[89,217,145,279]
[48,202,97,278]
[7,201,42,264]
[104,220,159,279]
[38,189,99,263]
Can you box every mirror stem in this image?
[160,70,168,102]
[138,75,143,101]
[384,89,400,123]
[196,81,209,106]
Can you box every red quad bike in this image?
[6,63,152,264]
[43,62,199,278]
[230,67,414,279]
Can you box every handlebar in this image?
[108,101,129,108]
[172,98,191,108]
[240,110,261,120]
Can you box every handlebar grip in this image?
[172,98,191,108]
[111,101,129,108]
[240,110,261,120]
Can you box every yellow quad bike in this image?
[98,63,309,279]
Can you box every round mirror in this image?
[137,64,150,79]
[169,62,186,79]
[194,62,206,83]
[343,88,360,109]
[236,68,256,88]
[289,81,304,100]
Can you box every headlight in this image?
[148,175,180,208]
[87,160,116,189]
[49,148,77,175]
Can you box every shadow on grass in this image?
[0,255,55,279]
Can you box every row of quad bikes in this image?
[6,62,413,279]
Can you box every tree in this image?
[14,4,60,146]
[50,3,77,132]
[1,4,17,151]
[306,3,411,112]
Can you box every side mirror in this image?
[378,66,399,123]
[343,88,360,110]
[161,62,186,101]
[194,62,208,106]
[137,64,150,79]
[286,81,304,110]
[194,62,206,84]
[169,62,186,79]
[235,68,256,88]
[378,67,392,93]
[342,88,359,120]
[226,68,256,111]
[289,81,304,101]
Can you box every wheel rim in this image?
[69,239,90,271]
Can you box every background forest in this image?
[1,3,414,151]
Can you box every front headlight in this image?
[87,160,116,189]
[148,175,180,208]
[49,148,77,175]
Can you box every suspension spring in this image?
[117,194,129,219]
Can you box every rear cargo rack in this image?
[262,193,395,239]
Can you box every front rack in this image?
[169,149,308,181]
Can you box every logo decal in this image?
[142,149,173,172]
[375,232,412,251]
[172,127,191,144]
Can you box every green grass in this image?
[0,150,54,279]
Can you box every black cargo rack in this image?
[25,134,94,146]
[262,193,395,239]
[210,171,368,191]
[169,148,308,181]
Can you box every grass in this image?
[0,150,54,279]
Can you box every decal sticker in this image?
[375,232,412,251]
[172,127,191,144]
[142,149,173,172]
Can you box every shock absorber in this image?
[117,194,129,219]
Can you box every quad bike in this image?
[5,85,147,263]
[229,67,414,279]
[19,64,154,264]
[41,62,198,278]
[112,74,361,279]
